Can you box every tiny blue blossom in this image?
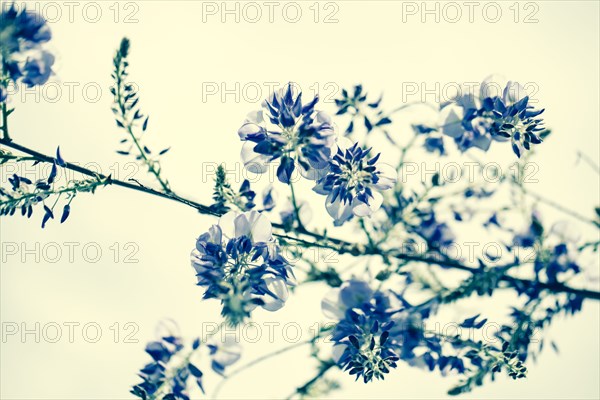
[314,139,397,226]
[237,83,336,183]
[191,210,295,325]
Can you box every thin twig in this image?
[212,340,312,399]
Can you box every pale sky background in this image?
[1,1,599,399]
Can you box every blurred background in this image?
[1,0,599,398]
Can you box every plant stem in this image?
[1,62,10,142]
[114,51,171,194]
[522,186,598,228]
[211,340,312,399]
[1,102,10,142]
[289,180,306,232]
[285,359,336,399]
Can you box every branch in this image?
[2,138,598,302]
[0,139,217,216]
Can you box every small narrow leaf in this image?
[56,147,66,167]
[60,204,71,223]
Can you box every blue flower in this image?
[131,328,204,400]
[0,4,54,88]
[313,139,397,226]
[323,280,483,384]
[322,280,402,383]
[424,136,446,155]
[190,210,295,325]
[513,212,543,247]
[280,199,312,231]
[207,335,242,375]
[536,243,581,284]
[413,211,455,249]
[442,78,545,157]
[20,50,54,86]
[237,83,336,183]
[534,221,583,284]
[261,185,276,211]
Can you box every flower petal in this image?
[325,195,354,226]
[241,141,270,174]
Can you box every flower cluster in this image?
[0,4,54,101]
[131,322,243,399]
[322,280,402,383]
[238,83,336,183]
[131,333,195,399]
[441,79,546,157]
[190,210,294,325]
[313,140,397,226]
[324,280,534,392]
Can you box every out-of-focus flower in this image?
[536,243,581,284]
[512,212,544,248]
[237,83,336,183]
[280,199,312,231]
[131,323,204,400]
[190,210,295,325]
[424,136,446,155]
[413,211,456,249]
[0,4,54,89]
[313,140,397,226]
[334,84,391,136]
[20,50,54,86]
[207,335,243,375]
